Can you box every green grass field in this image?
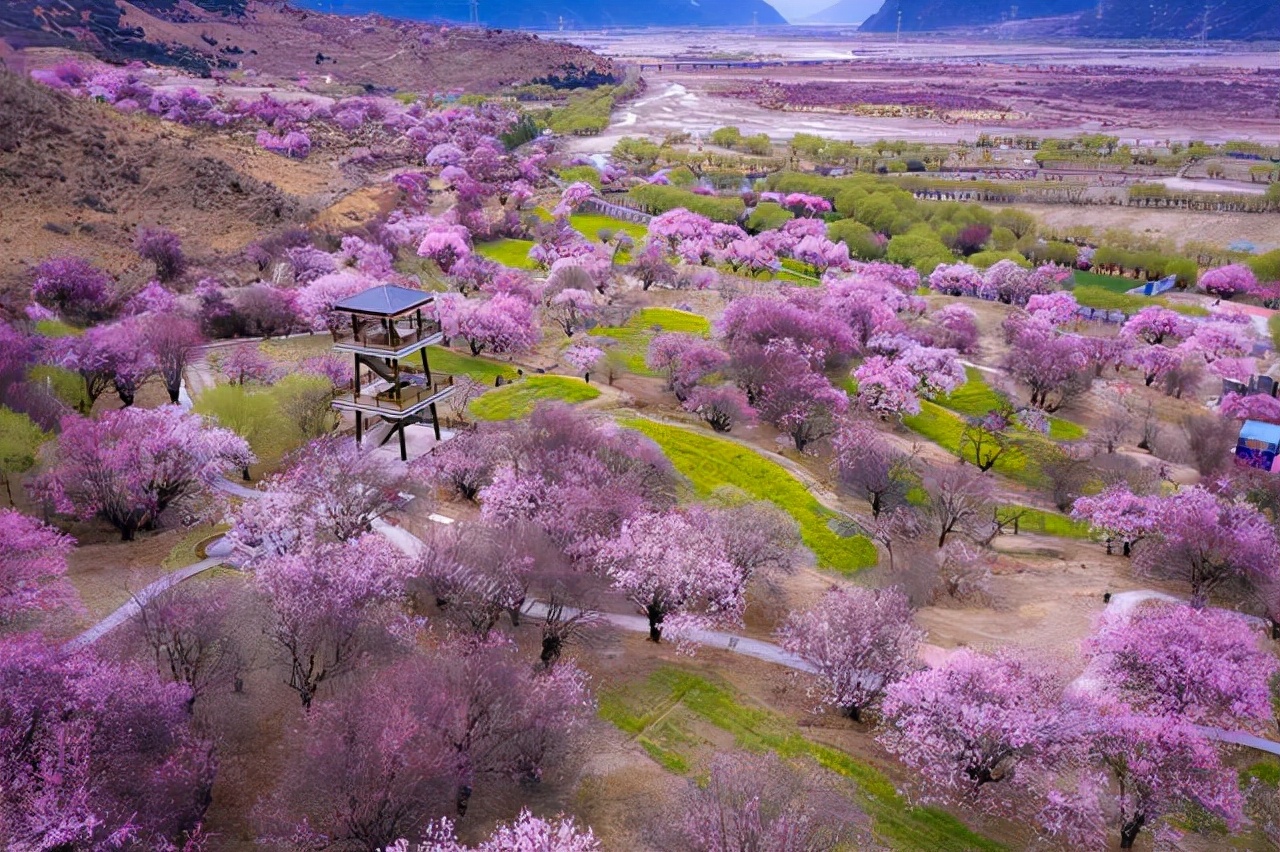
[996,505,1091,538]
[470,375,600,420]
[426,347,520,384]
[34,319,83,337]
[474,238,539,270]
[624,418,878,573]
[1072,269,1138,294]
[589,308,712,375]
[600,667,1003,852]
[568,212,650,243]
[903,400,1039,485]
[935,368,1087,442]
[902,402,1091,536]
[776,257,822,285]
[1073,284,1208,318]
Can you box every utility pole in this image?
[752,10,758,27]
[896,8,902,44]
[468,0,479,25]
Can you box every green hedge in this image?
[629,185,745,223]
[745,202,793,232]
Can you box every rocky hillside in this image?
[293,0,786,29]
[0,1,614,89]
[859,0,1280,38]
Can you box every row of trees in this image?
[777,571,1277,848]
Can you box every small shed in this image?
[1236,420,1280,473]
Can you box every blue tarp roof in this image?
[333,285,432,317]
[1240,420,1280,445]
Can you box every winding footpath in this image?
[68,537,238,649]
[73,479,1280,758]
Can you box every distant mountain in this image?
[292,0,787,29]
[1076,0,1280,39]
[800,0,882,24]
[858,0,1280,38]
[859,0,1091,32]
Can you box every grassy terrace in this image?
[470,375,599,421]
[902,399,1066,490]
[997,505,1091,538]
[1072,269,1141,293]
[1071,280,1208,318]
[601,667,1003,852]
[937,367,1086,442]
[625,419,878,573]
[568,211,649,243]
[904,400,1034,483]
[425,347,520,384]
[474,238,538,270]
[589,307,711,375]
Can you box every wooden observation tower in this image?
[330,284,456,460]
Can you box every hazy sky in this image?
[772,0,839,18]
[769,0,881,22]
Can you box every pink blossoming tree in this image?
[1085,602,1278,730]
[34,407,252,540]
[879,649,1072,808]
[0,510,78,627]
[778,585,923,722]
[596,509,748,645]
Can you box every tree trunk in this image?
[167,384,181,404]
[456,784,473,817]
[842,704,863,723]
[647,604,664,643]
[241,466,252,482]
[1119,813,1145,849]
[540,636,562,668]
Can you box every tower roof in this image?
[1241,420,1280,446]
[334,285,433,317]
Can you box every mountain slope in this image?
[800,0,884,24]
[860,0,1092,32]
[1077,0,1280,39]
[0,69,302,285]
[0,1,615,89]
[859,0,1280,38]
[292,0,787,29]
